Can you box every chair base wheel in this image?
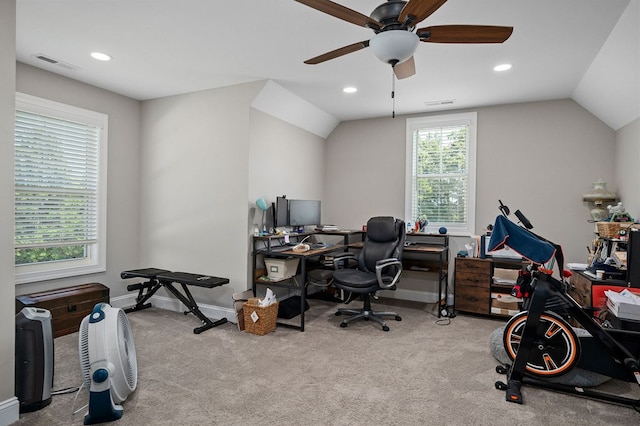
[334,302,400,331]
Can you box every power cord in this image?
[70,381,88,415]
[52,386,80,395]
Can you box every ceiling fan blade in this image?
[304,40,370,64]
[417,25,514,43]
[295,0,381,29]
[398,0,449,27]
[393,56,416,79]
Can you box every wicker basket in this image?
[596,221,632,239]
[243,301,279,335]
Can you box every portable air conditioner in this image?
[79,303,137,425]
[15,307,53,413]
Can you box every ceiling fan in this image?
[295,0,513,79]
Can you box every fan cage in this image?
[79,315,92,390]
[117,309,137,389]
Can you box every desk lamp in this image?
[582,179,617,221]
[256,197,269,235]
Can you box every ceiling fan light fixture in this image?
[369,30,419,65]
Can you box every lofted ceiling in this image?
[15,0,639,131]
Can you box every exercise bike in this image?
[488,205,640,411]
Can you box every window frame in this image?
[14,93,108,284]
[405,112,477,236]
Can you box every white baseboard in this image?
[109,290,452,325]
[0,397,19,426]
[110,294,237,323]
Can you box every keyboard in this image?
[311,242,332,249]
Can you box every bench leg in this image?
[124,280,162,313]
[163,282,228,334]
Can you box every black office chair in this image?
[332,216,405,331]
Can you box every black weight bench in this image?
[121,267,229,334]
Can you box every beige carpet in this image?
[14,298,640,425]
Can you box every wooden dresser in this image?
[454,256,526,317]
[568,271,627,309]
[454,257,492,315]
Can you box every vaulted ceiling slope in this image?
[16,1,639,131]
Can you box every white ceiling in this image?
[15,0,639,131]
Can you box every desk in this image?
[252,231,362,331]
[404,243,449,317]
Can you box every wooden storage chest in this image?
[16,283,110,338]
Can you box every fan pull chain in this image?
[391,68,396,118]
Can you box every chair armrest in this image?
[375,258,403,289]
[332,252,358,270]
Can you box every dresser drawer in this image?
[569,273,590,308]
[455,257,491,288]
[455,284,490,314]
[455,257,491,274]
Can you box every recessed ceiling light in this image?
[494,63,512,72]
[90,52,112,61]
[343,86,357,93]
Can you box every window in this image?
[14,93,108,284]
[405,112,477,235]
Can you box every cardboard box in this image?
[490,298,520,316]
[232,290,254,331]
[264,257,299,280]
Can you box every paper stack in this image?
[605,289,640,321]
[316,224,339,231]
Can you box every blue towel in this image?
[488,216,556,265]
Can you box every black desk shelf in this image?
[251,231,363,331]
[404,233,450,317]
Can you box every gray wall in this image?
[0,0,16,420]
[324,99,617,268]
[139,86,327,306]
[615,118,640,217]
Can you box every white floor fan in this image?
[78,303,138,425]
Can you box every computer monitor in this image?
[276,196,289,227]
[288,199,321,227]
[628,229,640,287]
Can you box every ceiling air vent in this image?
[35,54,58,64]
[32,53,80,71]
[424,99,455,107]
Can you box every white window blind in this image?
[14,92,107,284]
[406,112,477,235]
[15,110,100,248]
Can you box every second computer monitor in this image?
[276,196,289,228]
[288,199,321,227]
